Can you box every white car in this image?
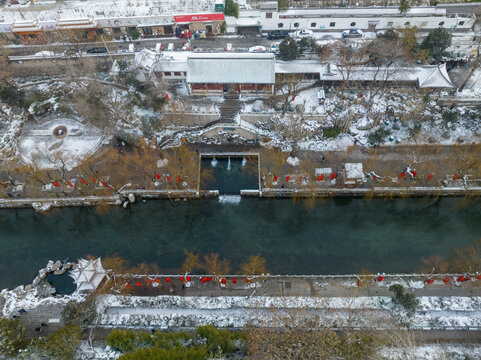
[248,45,267,52]
[295,29,314,38]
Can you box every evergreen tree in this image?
[224,0,239,18]
[421,28,452,61]
[278,38,299,61]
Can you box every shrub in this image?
[128,28,141,40]
[119,346,209,360]
[323,127,343,139]
[442,110,459,123]
[0,318,27,356]
[278,0,288,10]
[368,127,391,144]
[0,84,26,108]
[62,299,98,330]
[107,329,138,353]
[28,325,82,360]
[389,284,419,314]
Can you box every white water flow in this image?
[211,157,218,167]
[218,195,241,205]
[242,157,247,167]
[227,157,231,172]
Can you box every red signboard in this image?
[174,13,225,23]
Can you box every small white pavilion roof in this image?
[69,258,106,292]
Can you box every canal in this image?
[0,157,480,290]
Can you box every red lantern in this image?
[427,174,433,181]
[207,277,212,282]
[136,281,142,287]
[52,181,60,187]
[80,178,86,185]
[245,278,249,283]
[154,278,160,283]
[360,94,364,98]
[167,176,172,182]
[176,176,181,183]
[430,87,434,90]
[67,181,73,187]
[125,283,132,289]
[201,277,207,283]
[398,172,406,180]
[156,174,160,179]
[101,181,107,187]
[452,174,459,181]
[443,277,450,283]
[221,278,226,284]
[356,279,362,287]
[146,279,152,285]
[475,275,481,280]
[456,276,465,282]
[165,277,171,283]
[90,176,96,183]
[186,276,192,282]
[286,176,290,182]
[331,173,336,180]
[232,278,237,284]
[426,279,434,284]
[180,276,185,282]
[165,94,170,100]
[411,171,416,177]
[274,176,278,182]
[2,184,7,189]
[377,275,384,282]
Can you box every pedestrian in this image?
[18,309,26,314]
[41,323,48,327]
[12,315,18,319]
[35,327,41,333]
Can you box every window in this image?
[278,23,284,28]
[329,22,336,27]
[294,22,299,28]
[164,72,171,76]
[174,72,181,76]
[266,12,272,19]
[96,28,104,35]
[112,28,121,34]
[459,21,465,26]
[350,22,356,27]
[311,22,316,27]
[420,21,427,27]
[387,21,393,27]
[404,22,411,27]
[439,21,444,26]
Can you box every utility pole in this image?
[101,34,114,63]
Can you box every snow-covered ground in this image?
[18,118,105,171]
[95,294,481,330]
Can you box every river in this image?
[0,157,480,290]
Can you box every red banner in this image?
[174,13,224,23]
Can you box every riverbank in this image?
[1,185,481,211]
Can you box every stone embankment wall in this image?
[0,186,480,210]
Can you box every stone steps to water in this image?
[219,100,241,123]
[218,194,241,204]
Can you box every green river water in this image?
[0,158,480,290]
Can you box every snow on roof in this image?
[344,162,364,180]
[1,0,216,24]
[69,258,106,292]
[236,17,259,27]
[275,60,322,74]
[187,53,275,84]
[320,64,455,88]
[134,49,188,72]
[417,63,455,89]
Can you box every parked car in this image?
[295,29,314,38]
[267,30,289,40]
[86,47,107,54]
[342,29,363,38]
[248,45,267,53]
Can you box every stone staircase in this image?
[219,99,242,123]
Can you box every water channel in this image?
[0,157,481,290]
